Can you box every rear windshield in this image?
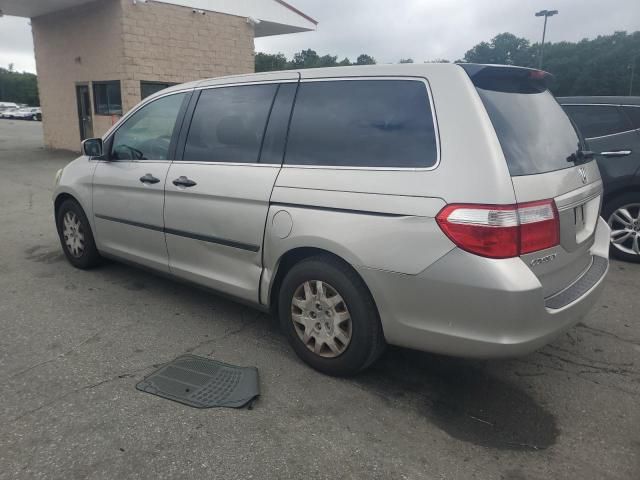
[465,66,583,176]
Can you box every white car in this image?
[0,107,20,119]
[12,107,42,121]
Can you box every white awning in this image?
[0,0,317,37]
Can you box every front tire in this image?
[56,199,102,269]
[278,255,385,376]
[604,193,640,263]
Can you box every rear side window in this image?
[284,80,438,168]
[465,65,582,176]
[622,106,640,129]
[563,105,632,139]
[183,84,277,163]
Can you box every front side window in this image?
[93,81,122,116]
[284,80,438,168]
[563,105,632,139]
[111,93,186,161]
[182,84,278,163]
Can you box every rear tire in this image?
[278,255,385,376]
[603,193,640,263]
[56,199,102,269]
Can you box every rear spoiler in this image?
[458,64,554,93]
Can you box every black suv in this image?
[559,96,640,262]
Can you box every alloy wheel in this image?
[62,211,85,258]
[608,203,640,256]
[290,280,352,358]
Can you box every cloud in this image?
[0,16,35,72]
[0,0,638,73]
[256,0,640,63]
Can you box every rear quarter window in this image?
[284,79,438,168]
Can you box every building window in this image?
[141,81,177,100]
[93,81,122,116]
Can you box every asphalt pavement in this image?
[1,119,638,479]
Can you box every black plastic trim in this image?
[545,255,608,309]
[95,214,164,233]
[270,202,407,218]
[94,214,259,252]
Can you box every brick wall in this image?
[32,0,125,151]
[119,0,255,111]
[31,0,255,151]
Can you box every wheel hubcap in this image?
[62,211,85,258]
[290,280,352,358]
[608,203,640,256]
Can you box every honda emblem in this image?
[578,167,587,184]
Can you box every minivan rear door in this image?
[464,65,603,297]
[163,77,298,303]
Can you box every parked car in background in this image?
[560,97,640,262]
[0,107,21,119]
[12,107,42,121]
[0,101,19,112]
[53,64,609,375]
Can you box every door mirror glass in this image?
[82,138,103,157]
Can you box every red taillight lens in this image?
[436,200,559,259]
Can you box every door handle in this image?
[172,176,197,188]
[599,150,632,158]
[139,173,160,184]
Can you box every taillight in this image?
[436,200,559,259]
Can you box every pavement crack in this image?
[576,323,640,346]
[5,332,102,382]
[9,366,154,424]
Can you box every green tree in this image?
[399,58,414,64]
[289,49,321,68]
[356,54,376,65]
[461,30,640,96]
[255,52,287,72]
[463,32,534,66]
[0,67,39,105]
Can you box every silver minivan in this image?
[53,64,610,376]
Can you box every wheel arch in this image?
[266,246,379,318]
[603,186,640,216]
[54,192,77,215]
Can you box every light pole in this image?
[629,57,636,96]
[535,9,558,69]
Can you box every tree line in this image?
[1,30,637,104]
[0,65,39,106]
[256,30,639,96]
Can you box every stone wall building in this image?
[3,0,316,150]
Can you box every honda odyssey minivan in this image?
[53,64,610,376]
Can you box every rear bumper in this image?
[358,217,610,358]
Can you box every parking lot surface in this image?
[1,120,639,479]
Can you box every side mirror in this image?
[82,138,103,158]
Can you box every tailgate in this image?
[462,64,604,296]
[512,163,602,296]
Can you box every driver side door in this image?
[92,91,190,272]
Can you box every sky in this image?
[1,0,639,73]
